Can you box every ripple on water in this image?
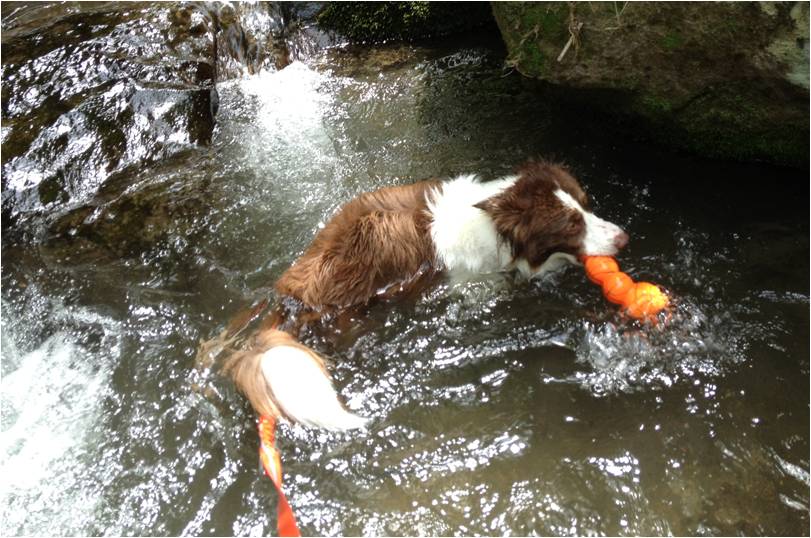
[2,3,809,535]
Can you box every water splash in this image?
[1,295,120,535]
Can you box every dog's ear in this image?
[474,195,529,233]
[473,199,495,213]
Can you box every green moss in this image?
[624,83,809,167]
[521,4,568,43]
[720,17,743,38]
[678,123,807,166]
[638,94,673,116]
[517,40,548,74]
[493,3,569,75]
[316,2,494,43]
[661,31,684,50]
[673,87,808,166]
[492,1,808,166]
[38,175,68,205]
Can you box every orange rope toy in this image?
[581,255,669,320]
[258,415,301,537]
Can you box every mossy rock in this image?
[492,2,809,167]
[316,2,494,43]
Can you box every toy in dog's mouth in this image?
[581,255,670,321]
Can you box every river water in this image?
[2,3,809,536]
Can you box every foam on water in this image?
[2,336,102,488]
[1,308,116,535]
[216,61,341,183]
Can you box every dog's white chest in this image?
[427,174,515,274]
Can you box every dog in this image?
[220,160,628,430]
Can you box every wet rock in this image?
[41,151,212,266]
[316,2,496,43]
[1,3,222,222]
[193,2,290,77]
[1,2,297,224]
[491,2,809,167]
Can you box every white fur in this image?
[554,189,625,256]
[260,346,368,431]
[427,174,517,275]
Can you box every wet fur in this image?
[220,160,626,427]
[474,161,590,271]
[221,329,326,418]
[275,180,441,308]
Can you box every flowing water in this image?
[2,3,809,536]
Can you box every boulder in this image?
[491,2,809,167]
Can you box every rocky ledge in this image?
[491,2,809,167]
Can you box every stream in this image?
[2,3,809,536]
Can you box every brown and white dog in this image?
[222,160,628,430]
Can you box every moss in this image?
[492,3,569,76]
[661,31,684,50]
[671,86,808,166]
[638,94,673,117]
[316,2,494,43]
[522,3,568,42]
[37,175,68,206]
[518,41,549,75]
[491,1,809,167]
[680,124,807,166]
[622,83,809,167]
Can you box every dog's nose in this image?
[614,230,629,250]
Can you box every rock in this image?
[0,2,298,223]
[316,2,495,43]
[491,2,809,167]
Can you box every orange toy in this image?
[581,255,669,320]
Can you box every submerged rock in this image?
[491,2,809,167]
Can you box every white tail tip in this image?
[260,345,369,431]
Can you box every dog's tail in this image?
[222,329,368,431]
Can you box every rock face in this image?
[0,2,296,225]
[316,2,495,42]
[491,2,809,167]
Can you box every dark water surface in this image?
[2,3,809,536]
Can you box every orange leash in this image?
[258,415,301,537]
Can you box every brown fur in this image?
[218,161,607,424]
[220,182,443,421]
[475,161,588,269]
[275,180,441,309]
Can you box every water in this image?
[2,3,809,536]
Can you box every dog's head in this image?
[475,161,628,278]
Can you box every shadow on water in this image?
[2,2,809,536]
